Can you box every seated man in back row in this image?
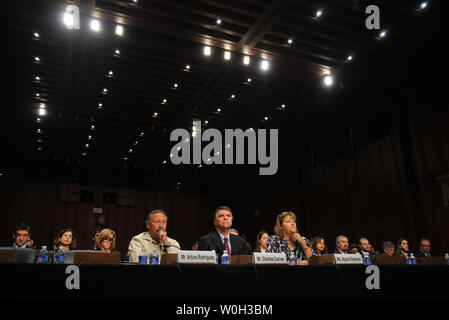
[128,209,180,262]
[198,206,251,263]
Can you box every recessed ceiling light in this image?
[35,93,40,97]
[247,78,252,83]
[162,99,167,104]
[316,10,323,18]
[420,2,428,9]
[34,56,40,62]
[216,108,221,113]
[103,88,108,93]
[88,135,92,140]
[90,19,101,32]
[281,104,286,109]
[140,132,144,137]
[224,51,231,60]
[115,25,123,36]
[260,60,269,71]
[162,160,167,164]
[379,30,387,38]
[347,55,353,61]
[63,12,74,29]
[216,19,222,25]
[85,144,90,148]
[230,94,235,99]
[153,112,158,117]
[243,56,250,65]
[323,75,333,87]
[36,118,41,123]
[37,129,41,133]
[35,76,40,81]
[34,32,40,38]
[108,70,113,76]
[185,64,190,70]
[38,108,46,116]
[204,120,208,124]
[134,141,138,146]
[287,38,293,45]
[264,116,269,121]
[129,149,133,153]
[203,46,211,56]
[91,125,95,130]
[98,103,103,108]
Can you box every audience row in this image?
[9,208,441,262]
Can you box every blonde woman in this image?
[266,211,313,261]
[96,228,119,254]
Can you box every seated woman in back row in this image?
[96,228,120,254]
[266,211,313,261]
[53,228,77,251]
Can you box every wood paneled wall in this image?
[303,134,418,253]
[0,181,224,253]
[301,109,449,255]
[409,110,449,254]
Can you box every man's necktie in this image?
[224,237,232,263]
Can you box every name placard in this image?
[253,252,287,264]
[334,254,363,264]
[177,250,217,264]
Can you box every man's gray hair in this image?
[382,241,395,250]
[336,235,348,245]
[214,205,232,219]
[145,209,168,222]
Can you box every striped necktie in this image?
[224,237,232,263]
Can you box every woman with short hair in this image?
[53,228,77,251]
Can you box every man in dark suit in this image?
[415,238,432,258]
[198,206,251,263]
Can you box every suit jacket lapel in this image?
[230,234,239,256]
[212,231,224,253]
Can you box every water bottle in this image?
[214,251,218,264]
[405,253,411,264]
[221,250,230,264]
[289,251,297,265]
[445,253,449,265]
[363,252,371,265]
[138,248,148,264]
[410,253,417,264]
[55,246,65,264]
[37,246,49,264]
[149,248,159,265]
